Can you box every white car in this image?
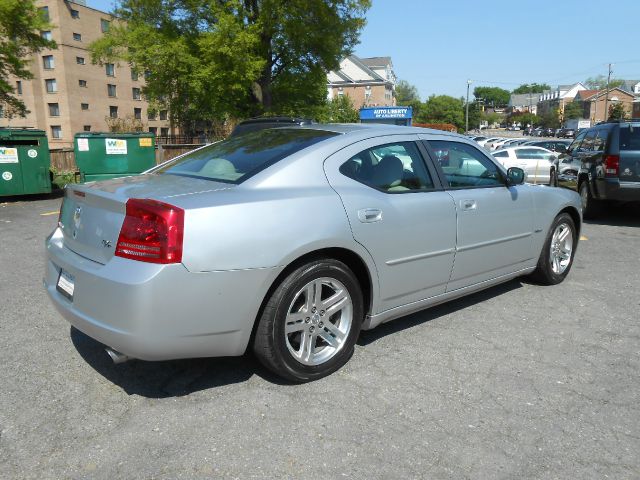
[476,137,501,148]
[486,138,513,151]
[492,146,557,185]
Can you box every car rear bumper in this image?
[598,179,640,202]
[45,227,282,361]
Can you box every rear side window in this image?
[515,148,553,160]
[340,142,434,193]
[620,125,640,151]
[493,151,508,158]
[156,128,337,183]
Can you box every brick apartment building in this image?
[0,0,172,148]
[327,55,396,109]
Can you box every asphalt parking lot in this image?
[1,192,639,479]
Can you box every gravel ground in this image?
[0,193,638,479]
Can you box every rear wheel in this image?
[530,213,577,285]
[253,259,363,382]
[579,181,602,219]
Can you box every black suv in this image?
[230,117,315,137]
[558,121,640,218]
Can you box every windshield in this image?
[619,125,640,151]
[156,128,338,183]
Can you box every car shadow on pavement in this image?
[70,327,291,397]
[583,203,640,228]
[357,279,523,346]
[0,190,64,203]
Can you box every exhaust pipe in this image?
[105,347,132,364]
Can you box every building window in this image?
[78,79,87,88]
[101,19,110,32]
[134,107,142,120]
[83,125,91,132]
[107,84,117,97]
[76,56,85,65]
[41,31,52,41]
[45,79,57,93]
[0,105,4,118]
[337,87,344,96]
[147,110,156,120]
[73,33,82,41]
[16,81,22,95]
[132,87,141,100]
[131,69,139,81]
[109,106,118,118]
[42,55,54,69]
[48,103,60,116]
[51,125,62,139]
[39,6,49,21]
[81,103,89,110]
[159,110,168,120]
[71,9,79,19]
[149,127,157,135]
[105,63,115,77]
[160,127,169,137]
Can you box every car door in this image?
[323,136,457,312]
[423,138,535,292]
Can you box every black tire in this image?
[253,259,363,382]
[530,212,577,285]
[579,181,602,219]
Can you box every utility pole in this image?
[604,63,613,121]
[465,79,472,133]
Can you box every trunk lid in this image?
[59,173,232,264]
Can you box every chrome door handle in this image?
[460,199,477,211]
[357,208,382,223]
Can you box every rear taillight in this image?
[115,198,184,264]
[604,155,620,177]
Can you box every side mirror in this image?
[506,167,526,185]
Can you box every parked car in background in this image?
[476,137,502,148]
[44,124,582,382]
[532,127,545,137]
[524,139,572,154]
[486,138,511,151]
[492,146,558,185]
[557,128,575,139]
[542,127,556,137]
[557,120,640,218]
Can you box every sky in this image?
[88,0,639,100]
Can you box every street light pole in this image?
[465,79,472,133]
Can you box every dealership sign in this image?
[359,107,413,120]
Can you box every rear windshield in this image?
[156,128,338,183]
[619,125,640,151]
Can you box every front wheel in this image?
[253,259,363,382]
[530,213,577,285]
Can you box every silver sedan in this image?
[45,125,582,382]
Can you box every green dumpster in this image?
[74,132,156,182]
[0,128,52,197]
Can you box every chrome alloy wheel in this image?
[549,222,573,275]
[284,277,353,366]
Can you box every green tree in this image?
[585,75,624,90]
[395,80,420,104]
[0,0,56,117]
[417,95,464,129]
[508,111,539,128]
[563,101,585,120]
[473,86,510,107]
[608,102,628,121]
[91,0,370,132]
[539,108,560,129]
[317,95,359,123]
[512,83,550,94]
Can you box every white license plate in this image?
[56,269,75,301]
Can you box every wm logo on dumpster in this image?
[105,138,128,155]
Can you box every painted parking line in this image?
[40,211,60,216]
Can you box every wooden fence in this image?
[49,144,205,172]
